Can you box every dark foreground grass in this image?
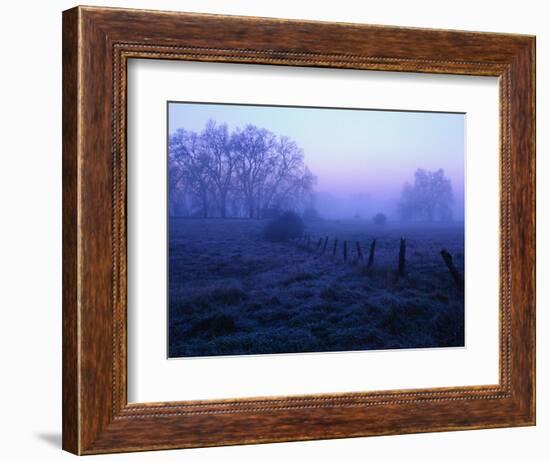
[168,218,464,358]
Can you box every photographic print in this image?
[167,102,465,358]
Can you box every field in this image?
[168,218,465,358]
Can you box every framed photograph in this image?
[62,6,535,455]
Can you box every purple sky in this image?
[169,102,465,220]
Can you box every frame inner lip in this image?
[116,46,511,410]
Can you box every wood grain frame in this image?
[62,5,536,455]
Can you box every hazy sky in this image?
[168,102,464,219]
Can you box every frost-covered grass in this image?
[168,218,465,358]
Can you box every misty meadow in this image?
[167,102,465,358]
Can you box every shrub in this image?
[263,211,305,242]
[373,212,387,226]
[302,207,322,222]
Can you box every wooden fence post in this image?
[322,236,328,253]
[316,237,322,251]
[440,249,464,290]
[398,238,406,277]
[343,240,348,261]
[333,239,338,256]
[356,241,363,260]
[367,239,376,269]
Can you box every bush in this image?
[373,212,387,226]
[263,211,305,242]
[302,207,322,222]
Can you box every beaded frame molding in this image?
[62,6,535,455]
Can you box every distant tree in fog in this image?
[168,121,316,218]
[398,168,453,222]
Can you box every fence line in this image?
[293,233,463,288]
[297,233,377,268]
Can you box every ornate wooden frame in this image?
[62,5,536,455]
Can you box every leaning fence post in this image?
[322,236,328,253]
[316,237,322,251]
[398,238,406,277]
[367,239,376,269]
[333,239,338,256]
[343,240,348,261]
[356,241,364,260]
[440,249,464,290]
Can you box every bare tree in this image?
[278,166,317,212]
[232,124,277,218]
[168,122,317,219]
[169,128,213,218]
[398,168,453,222]
[201,120,234,218]
[261,136,306,211]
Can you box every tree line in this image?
[169,121,316,219]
